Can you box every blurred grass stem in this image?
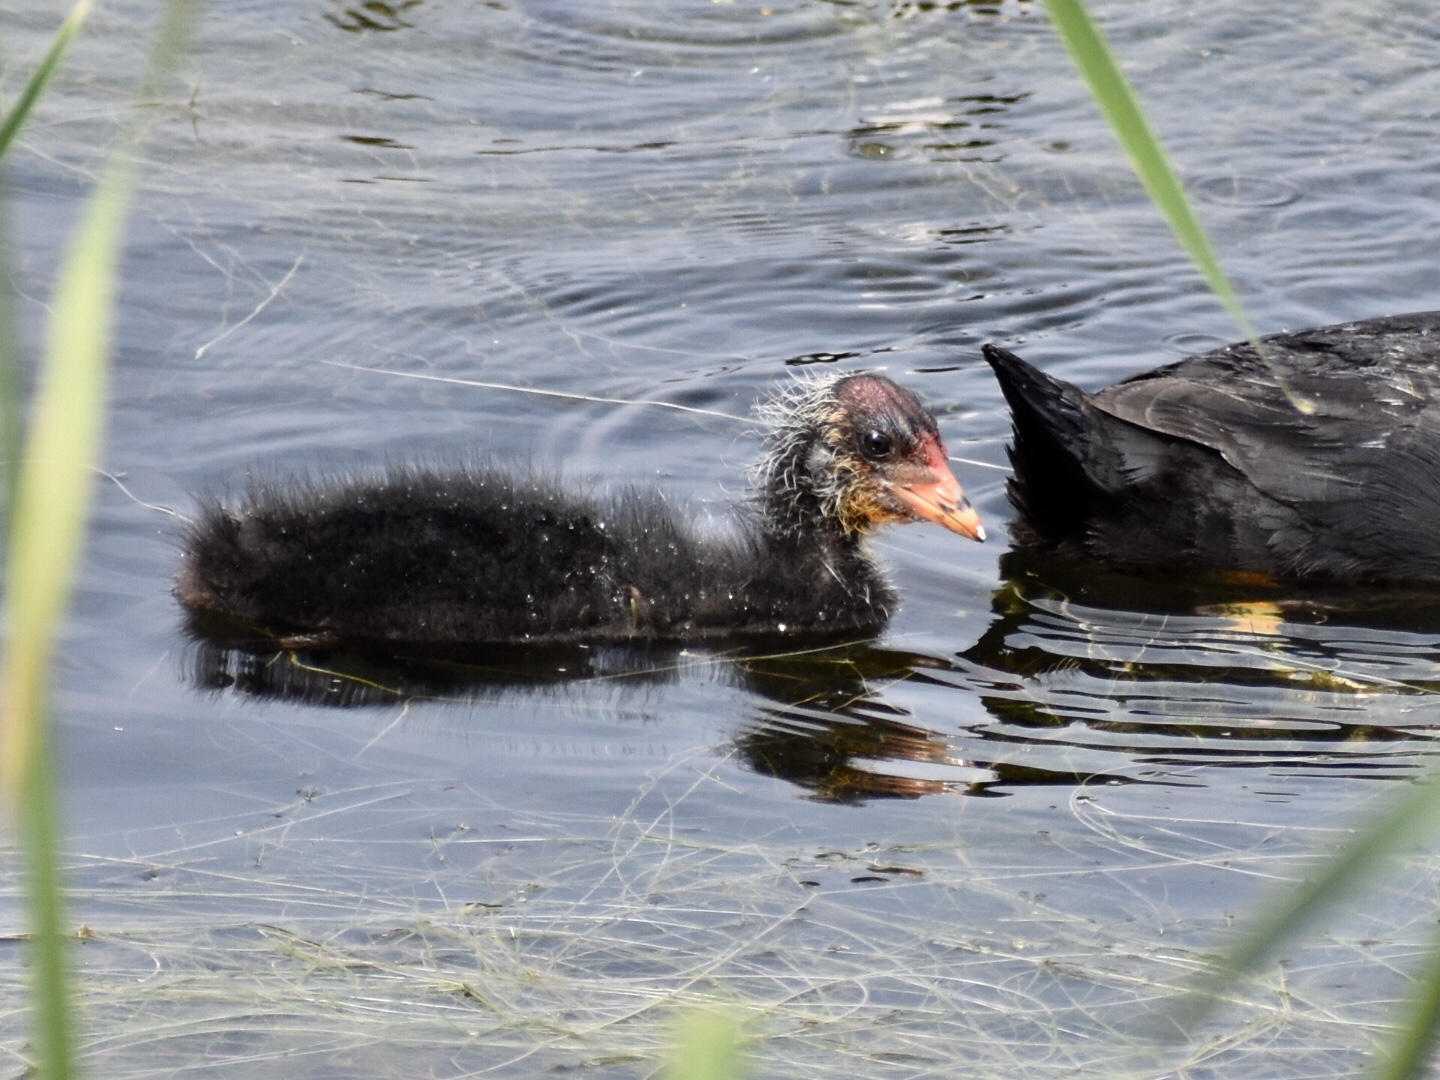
[667,1008,747,1080]
[1042,0,1311,413]
[0,0,94,162]
[0,0,96,544]
[0,2,194,1076]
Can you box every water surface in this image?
[4,0,1440,1075]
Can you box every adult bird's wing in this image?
[1091,311,1440,511]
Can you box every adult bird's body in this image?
[984,311,1440,581]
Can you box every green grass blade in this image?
[667,1009,747,1080]
[0,3,195,1076]
[1,130,137,798]
[0,0,95,544]
[0,0,94,163]
[2,97,135,1080]
[1040,0,1247,330]
[1166,775,1440,1035]
[1371,919,1440,1080]
[21,719,70,1080]
[2,0,196,793]
[1042,0,1312,413]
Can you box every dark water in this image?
[5,0,1440,1075]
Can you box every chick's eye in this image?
[861,429,894,459]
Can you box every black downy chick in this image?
[177,373,984,646]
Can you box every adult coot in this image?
[983,311,1440,580]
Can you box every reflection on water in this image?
[187,623,1000,800]
[325,2,423,34]
[962,550,1440,779]
[188,543,1440,803]
[846,92,1025,162]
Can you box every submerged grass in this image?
[0,766,1425,1078]
[1168,770,1440,1080]
[1169,775,1440,1029]
[0,2,193,1076]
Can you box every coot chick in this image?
[178,374,984,646]
[983,310,1440,581]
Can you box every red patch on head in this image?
[918,432,950,470]
[831,375,940,448]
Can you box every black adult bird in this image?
[177,373,985,646]
[983,310,1440,581]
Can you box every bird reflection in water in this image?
[182,596,1132,805]
[961,549,1440,776]
[184,548,1440,804]
[185,616,1036,802]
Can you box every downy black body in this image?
[177,374,983,646]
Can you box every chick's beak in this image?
[890,439,986,542]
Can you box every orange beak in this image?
[889,439,986,542]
